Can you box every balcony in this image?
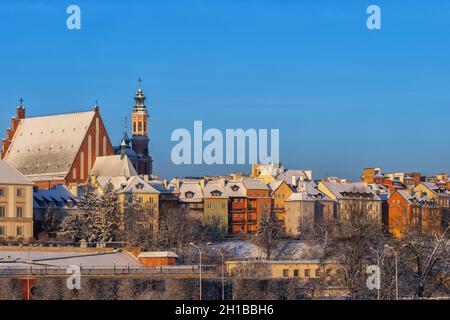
[231,207,246,213]
[247,207,256,212]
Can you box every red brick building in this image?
[1,101,114,189]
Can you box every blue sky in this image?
[1,0,449,180]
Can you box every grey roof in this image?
[5,111,96,180]
[0,160,33,185]
[242,179,269,190]
[91,155,137,178]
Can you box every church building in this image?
[1,100,115,189]
[114,80,153,176]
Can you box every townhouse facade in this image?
[0,160,34,240]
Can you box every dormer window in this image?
[136,183,144,190]
[185,191,194,198]
[211,190,222,197]
[231,185,240,192]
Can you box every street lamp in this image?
[369,247,382,300]
[190,242,211,301]
[384,245,399,300]
[212,246,233,301]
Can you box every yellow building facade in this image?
[0,161,34,240]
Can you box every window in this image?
[315,269,321,277]
[326,269,332,276]
[304,269,310,277]
[0,188,6,197]
[0,226,6,236]
[0,206,5,218]
[16,226,24,237]
[282,269,289,278]
[16,206,23,218]
[16,188,24,198]
[293,269,299,277]
[185,192,194,198]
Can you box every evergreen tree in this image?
[99,181,121,242]
[57,214,85,242]
[77,179,101,242]
[41,204,58,239]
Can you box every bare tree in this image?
[253,209,283,260]
[396,225,449,298]
[329,199,384,299]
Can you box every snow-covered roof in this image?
[0,250,143,268]
[91,155,137,178]
[34,185,78,208]
[138,251,178,258]
[268,180,284,192]
[5,111,96,180]
[224,181,246,197]
[0,160,33,185]
[242,179,269,190]
[277,169,310,184]
[179,181,203,202]
[117,176,160,194]
[322,181,381,200]
[286,191,315,202]
[203,180,228,198]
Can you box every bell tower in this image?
[131,79,153,175]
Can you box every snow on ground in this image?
[185,240,323,263]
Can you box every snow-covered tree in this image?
[99,181,121,242]
[57,214,85,242]
[77,179,101,242]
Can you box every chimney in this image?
[304,170,313,181]
[292,175,298,187]
[199,179,205,189]
[163,179,167,189]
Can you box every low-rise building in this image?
[203,180,229,232]
[318,181,382,225]
[0,160,34,241]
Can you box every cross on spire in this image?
[19,97,24,106]
[138,78,142,88]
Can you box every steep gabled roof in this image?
[179,181,203,202]
[117,176,160,194]
[0,160,33,185]
[91,155,137,178]
[5,111,96,180]
[224,181,246,197]
[203,180,228,198]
